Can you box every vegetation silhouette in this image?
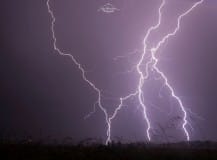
[1,139,217,160]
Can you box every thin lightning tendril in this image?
[46,0,204,144]
[106,92,138,144]
[46,0,111,144]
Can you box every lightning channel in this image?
[105,0,166,143]
[147,0,204,141]
[136,0,166,141]
[46,0,204,144]
[106,92,138,144]
[46,0,111,144]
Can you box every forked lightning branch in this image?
[46,0,204,144]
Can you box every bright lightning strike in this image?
[46,0,204,144]
[105,0,166,144]
[147,0,204,141]
[47,0,133,145]
[135,0,166,141]
[106,92,138,144]
[46,0,111,144]
[110,0,203,142]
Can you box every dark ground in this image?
[1,141,217,160]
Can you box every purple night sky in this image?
[0,0,217,143]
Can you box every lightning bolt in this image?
[110,0,204,142]
[106,0,167,143]
[46,0,204,144]
[136,0,166,141]
[149,0,204,141]
[46,0,111,143]
[104,0,166,144]
[142,0,204,141]
[106,92,138,144]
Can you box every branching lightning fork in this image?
[46,0,204,144]
[47,0,134,145]
[147,0,204,141]
[111,0,203,142]
[136,0,166,141]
